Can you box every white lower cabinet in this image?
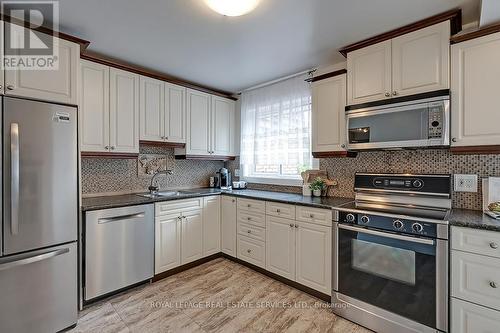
[181,209,204,264]
[266,216,296,280]
[237,235,266,268]
[295,221,331,295]
[155,214,181,274]
[203,196,220,256]
[451,297,500,333]
[221,196,237,256]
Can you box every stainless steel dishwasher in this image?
[84,204,154,302]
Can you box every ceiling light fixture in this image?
[204,0,260,17]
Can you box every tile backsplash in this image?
[81,145,223,196]
[83,147,500,210]
[226,150,500,210]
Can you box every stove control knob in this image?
[360,215,370,224]
[412,223,424,233]
[393,220,404,230]
[346,214,356,223]
[413,179,423,188]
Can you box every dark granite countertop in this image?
[81,188,354,212]
[449,209,500,232]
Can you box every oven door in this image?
[336,224,446,330]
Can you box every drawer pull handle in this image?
[490,281,498,289]
[289,223,294,228]
[276,209,281,213]
[247,230,251,234]
[295,224,298,228]
[247,217,251,221]
[247,204,251,208]
[247,249,252,253]
[490,242,499,249]
[310,214,314,218]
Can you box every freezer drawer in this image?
[0,242,77,333]
[85,204,154,301]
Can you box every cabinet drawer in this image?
[238,223,266,242]
[452,226,500,259]
[451,297,500,333]
[266,202,296,219]
[237,198,265,213]
[155,198,203,216]
[237,210,266,228]
[451,250,500,311]
[237,235,265,268]
[296,206,332,226]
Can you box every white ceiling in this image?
[57,0,480,93]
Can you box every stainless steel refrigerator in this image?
[0,97,78,333]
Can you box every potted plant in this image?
[309,177,326,197]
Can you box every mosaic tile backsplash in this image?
[81,145,223,196]
[83,147,500,210]
[226,150,500,210]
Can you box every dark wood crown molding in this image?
[1,13,91,53]
[81,51,237,101]
[312,151,357,158]
[451,22,500,44]
[305,69,347,83]
[450,145,500,155]
[81,152,139,159]
[339,8,462,57]
[139,140,186,149]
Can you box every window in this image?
[240,74,317,186]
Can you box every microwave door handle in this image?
[11,123,20,235]
[338,224,435,246]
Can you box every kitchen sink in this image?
[137,191,182,199]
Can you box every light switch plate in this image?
[454,174,478,192]
[234,169,240,177]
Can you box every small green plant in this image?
[309,177,326,191]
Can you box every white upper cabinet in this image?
[79,60,110,152]
[392,22,450,97]
[109,68,139,153]
[139,76,164,142]
[165,83,186,143]
[347,40,392,105]
[312,74,347,153]
[186,89,211,155]
[451,32,500,147]
[347,22,450,105]
[4,23,79,105]
[212,96,235,156]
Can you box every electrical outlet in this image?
[234,169,240,177]
[454,174,478,192]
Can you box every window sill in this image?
[241,176,303,187]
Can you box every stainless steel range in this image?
[332,173,451,333]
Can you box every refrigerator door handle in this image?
[10,123,20,235]
[0,247,69,271]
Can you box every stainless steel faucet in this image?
[149,169,173,194]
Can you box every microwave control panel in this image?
[428,106,443,139]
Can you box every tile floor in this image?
[70,258,371,333]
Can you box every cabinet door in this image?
[295,221,331,295]
[203,196,220,256]
[221,196,237,256]
[139,76,164,142]
[312,74,347,153]
[266,216,296,281]
[347,40,392,105]
[155,214,181,274]
[181,209,204,264]
[451,297,500,333]
[79,60,110,152]
[392,22,450,97]
[211,96,234,156]
[165,83,186,143]
[451,32,500,147]
[186,89,211,155]
[109,68,139,153]
[4,24,78,105]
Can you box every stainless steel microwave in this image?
[346,95,450,150]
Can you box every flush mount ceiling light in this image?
[204,0,260,17]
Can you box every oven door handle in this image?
[338,224,435,245]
